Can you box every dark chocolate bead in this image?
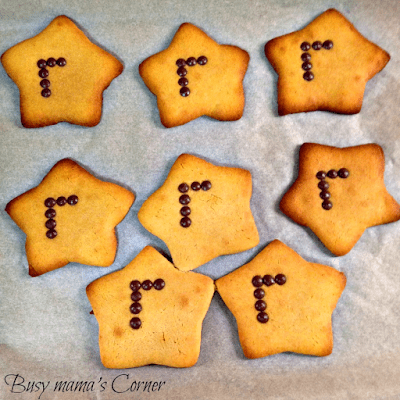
[303,71,314,81]
[41,88,51,98]
[197,56,208,65]
[177,66,187,77]
[56,196,67,206]
[44,197,56,208]
[130,280,141,292]
[201,181,212,191]
[46,229,57,239]
[180,87,190,97]
[178,183,189,193]
[47,58,56,67]
[39,68,49,78]
[131,291,142,301]
[40,79,50,88]
[316,171,327,180]
[301,52,311,62]
[319,190,331,200]
[252,275,264,287]
[180,216,191,228]
[322,40,333,50]
[275,274,286,285]
[191,181,201,191]
[179,194,191,205]
[254,288,265,299]
[257,312,269,323]
[45,219,56,229]
[300,42,311,51]
[45,208,56,219]
[176,58,186,67]
[67,195,79,205]
[322,200,333,210]
[37,59,47,68]
[302,62,312,71]
[263,274,275,286]
[186,57,197,66]
[56,57,67,66]
[130,302,142,314]
[312,41,322,50]
[141,280,153,290]
[338,168,349,179]
[178,77,189,87]
[180,206,191,216]
[130,317,141,329]
[255,300,267,312]
[154,278,165,290]
[327,169,338,179]
[318,180,329,190]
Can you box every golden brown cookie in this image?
[86,246,214,368]
[264,9,390,116]
[1,15,123,128]
[215,240,346,358]
[137,154,259,271]
[280,143,400,256]
[5,159,134,276]
[139,23,249,128]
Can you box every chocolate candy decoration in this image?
[255,300,266,312]
[197,56,208,65]
[37,57,67,97]
[130,303,142,314]
[191,181,201,191]
[257,312,269,323]
[301,39,333,81]
[253,273,286,323]
[180,216,192,228]
[178,183,189,193]
[303,71,314,81]
[252,275,264,287]
[317,167,349,210]
[179,194,191,205]
[180,87,190,97]
[129,278,165,329]
[178,180,212,228]
[130,317,142,330]
[154,279,165,290]
[338,168,349,179]
[44,194,78,238]
[201,181,212,191]
[176,55,208,97]
[263,274,275,286]
[300,42,311,51]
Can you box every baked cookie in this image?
[1,15,123,128]
[139,23,249,128]
[86,246,214,368]
[5,159,134,276]
[215,240,346,358]
[264,8,390,116]
[137,154,259,271]
[280,143,400,256]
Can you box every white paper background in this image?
[1,0,400,399]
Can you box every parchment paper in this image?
[1,0,400,399]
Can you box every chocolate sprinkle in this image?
[153,279,165,290]
[338,168,349,178]
[41,88,51,98]
[252,275,264,287]
[180,87,190,97]
[191,181,201,191]
[300,42,311,51]
[46,229,57,239]
[131,291,142,302]
[255,300,267,312]
[197,56,208,65]
[179,194,191,205]
[178,183,189,193]
[322,40,333,50]
[130,303,142,314]
[130,317,141,329]
[45,198,56,208]
[312,41,322,50]
[180,206,191,216]
[130,280,141,292]
[322,200,333,210]
[257,312,269,323]
[303,71,314,81]
[275,274,287,285]
[141,280,153,291]
[327,169,338,179]
[263,275,275,286]
[254,288,265,299]
[180,216,192,228]
[201,181,212,191]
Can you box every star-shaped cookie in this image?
[216,240,346,358]
[86,246,214,368]
[280,143,400,256]
[1,15,123,128]
[139,23,249,128]
[264,9,390,115]
[137,154,259,271]
[5,159,134,276]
